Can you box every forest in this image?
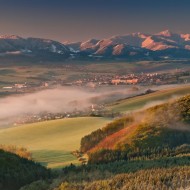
[21,157,190,190]
[0,149,50,190]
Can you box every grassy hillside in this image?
[107,85,190,113]
[0,117,110,168]
[81,94,190,164]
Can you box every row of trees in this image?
[80,116,134,152]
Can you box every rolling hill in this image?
[81,94,190,164]
[107,85,190,113]
[0,117,110,168]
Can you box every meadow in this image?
[0,117,110,168]
[107,85,190,113]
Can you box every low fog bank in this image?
[0,88,95,119]
[0,84,188,127]
[0,86,144,126]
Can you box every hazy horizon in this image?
[0,0,190,42]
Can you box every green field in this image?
[0,117,110,168]
[107,85,190,113]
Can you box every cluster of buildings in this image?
[73,74,113,86]
[2,69,190,95]
[13,112,77,125]
[13,108,94,125]
[12,104,115,125]
[2,82,50,94]
[72,71,190,87]
[111,78,139,85]
[3,83,27,90]
[111,73,161,85]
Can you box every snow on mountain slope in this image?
[1,30,190,60]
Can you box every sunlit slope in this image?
[0,117,110,168]
[107,85,190,113]
[82,95,190,164]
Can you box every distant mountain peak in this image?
[86,38,99,43]
[181,34,190,41]
[131,32,148,38]
[0,35,22,39]
[157,30,173,37]
[80,38,99,50]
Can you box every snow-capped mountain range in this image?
[1,30,190,61]
[0,35,70,59]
